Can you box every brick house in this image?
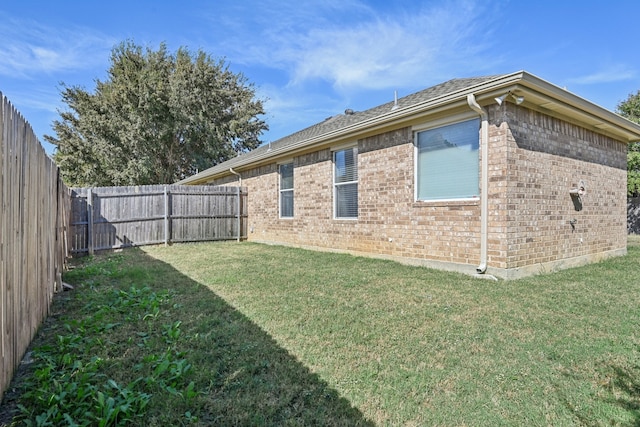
[180,71,640,279]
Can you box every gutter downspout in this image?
[229,168,242,242]
[466,94,488,274]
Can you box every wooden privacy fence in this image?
[69,185,247,254]
[1,92,70,400]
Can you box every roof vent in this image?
[344,108,355,115]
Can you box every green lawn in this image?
[6,239,640,425]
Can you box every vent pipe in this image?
[391,90,399,110]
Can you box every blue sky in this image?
[1,0,639,155]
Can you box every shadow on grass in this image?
[607,364,640,426]
[566,350,640,426]
[76,248,373,426]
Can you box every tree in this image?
[46,41,268,186]
[617,90,640,196]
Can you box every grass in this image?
[3,238,640,425]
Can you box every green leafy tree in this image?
[617,90,640,196]
[46,41,267,186]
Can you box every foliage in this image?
[629,143,640,197]
[13,257,197,426]
[617,90,640,195]
[9,250,368,426]
[46,41,267,186]
[8,241,640,425]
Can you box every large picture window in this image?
[334,147,358,218]
[416,118,480,201]
[279,162,294,218]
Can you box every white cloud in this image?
[200,0,500,142]
[0,15,115,77]
[294,6,491,89]
[210,0,496,92]
[568,65,637,85]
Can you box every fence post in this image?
[87,188,94,255]
[164,186,169,246]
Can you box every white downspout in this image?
[229,168,242,242]
[466,94,488,274]
[229,167,242,187]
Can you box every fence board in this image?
[0,92,69,401]
[69,185,247,254]
[1,90,245,401]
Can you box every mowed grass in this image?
[7,238,640,425]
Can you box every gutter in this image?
[178,72,528,185]
[229,167,241,186]
[179,71,640,186]
[466,94,488,274]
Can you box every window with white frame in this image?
[334,147,358,218]
[279,162,294,218]
[416,118,480,201]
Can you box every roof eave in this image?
[178,72,524,184]
[518,72,640,142]
[178,70,640,185]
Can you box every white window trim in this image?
[413,115,481,203]
[334,180,358,220]
[279,162,294,219]
[331,141,358,151]
[411,111,478,133]
[332,145,358,220]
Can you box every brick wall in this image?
[206,104,628,278]
[211,127,482,273]
[491,103,627,274]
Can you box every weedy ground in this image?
[2,238,639,426]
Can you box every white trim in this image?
[411,111,478,133]
[333,147,359,219]
[414,141,418,203]
[334,180,358,219]
[279,189,294,219]
[178,70,640,185]
[278,162,294,219]
[413,117,480,202]
[330,141,358,152]
[276,157,294,165]
[414,197,480,204]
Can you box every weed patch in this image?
[4,240,640,425]
[12,257,197,426]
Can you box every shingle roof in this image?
[271,75,504,147]
[180,74,508,183]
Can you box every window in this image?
[279,162,294,218]
[416,118,480,201]
[334,147,358,218]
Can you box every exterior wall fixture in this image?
[569,218,578,231]
[569,180,586,211]
[495,91,524,105]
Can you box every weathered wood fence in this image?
[69,185,247,254]
[1,93,70,400]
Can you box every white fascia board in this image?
[178,70,640,185]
